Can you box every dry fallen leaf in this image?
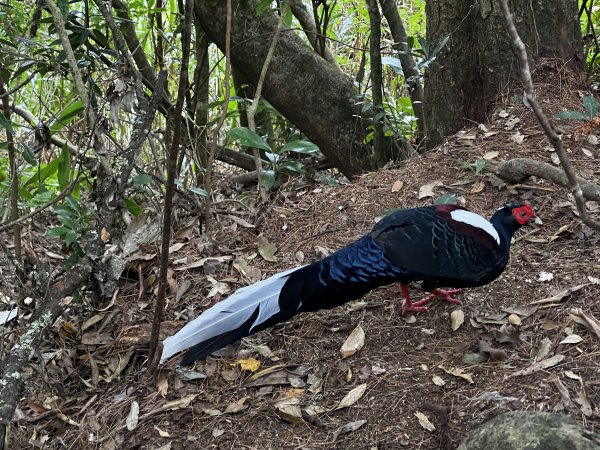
[257,236,278,262]
[569,308,600,340]
[432,375,446,386]
[332,420,367,443]
[418,181,443,199]
[450,310,464,331]
[510,354,565,377]
[534,337,553,362]
[335,383,367,410]
[391,180,404,192]
[559,334,583,345]
[126,401,139,431]
[157,374,168,397]
[537,271,554,282]
[274,398,303,424]
[531,284,586,305]
[438,365,474,383]
[232,358,261,372]
[483,150,499,160]
[469,180,485,194]
[225,396,250,414]
[414,411,435,432]
[340,324,365,358]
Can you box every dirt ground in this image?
[3,66,600,449]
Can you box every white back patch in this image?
[450,210,500,244]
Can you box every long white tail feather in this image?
[160,266,304,363]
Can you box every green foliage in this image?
[228,126,322,190]
[458,158,486,175]
[48,196,92,252]
[555,95,599,121]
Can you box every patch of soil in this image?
[4,67,600,449]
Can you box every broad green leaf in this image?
[280,140,319,155]
[21,143,37,165]
[51,100,84,132]
[57,145,71,189]
[261,170,276,190]
[257,0,273,14]
[47,226,69,237]
[583,95,598,119]
[65,196,80,214]
[382,56,403,75]
[64,230,78,246]
[124,197,142,216]
[554,110,588,120]
[228,127,271,151]
[24,158,59,187]
[280,160,306,174]
[430,35,449,59]
[434,194,458,205]
[132,173,152,186]
[189,187,208,197]
[0,113,15,135]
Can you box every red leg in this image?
[430,288,463,305]
[401,287,463,316]
[401,284,429,315]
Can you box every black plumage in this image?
[161,202,537,365]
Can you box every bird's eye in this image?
[520,211,527,217]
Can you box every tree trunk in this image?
[425,0,583,148]
[194,0,413,178]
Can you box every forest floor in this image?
[3,64,600,449]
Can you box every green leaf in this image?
[430,35,449,59]
[21,143,37,165]
[65,196,80,214]
[228,127,271,151]
[280,160,306,174]
[124,197,142,216]
[189,187,208,197]
[24,158,59,187]
[583,95,598,119]
[434,194,458,205]
[51,100,84,132]
[554,110,588,120]
[132,173,152,186]
[47,226,69,237]
[0,112,15,135]
[381,56,403,75]
[261,170,276,190]
[280,140,320,155]
[256,0,273,14]
[57,145,71,189]
[64,230,78,246]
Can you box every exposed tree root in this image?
[488,157,600,202]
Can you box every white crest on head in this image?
[450,210,500,244]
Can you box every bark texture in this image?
[425,0,583,148]
[195,0,412,178]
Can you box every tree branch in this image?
[499,0,600,231]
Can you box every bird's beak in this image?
[532,216,543,226]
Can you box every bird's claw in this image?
[401,288,463,316]
[402,303,428,315]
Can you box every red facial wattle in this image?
[512,204,536,225]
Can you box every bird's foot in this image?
[402,301,429,315]
[401,289,463,316]
[429,288,463,305]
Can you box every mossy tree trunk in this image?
[424,0,583,148]
[194,0,413,179]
